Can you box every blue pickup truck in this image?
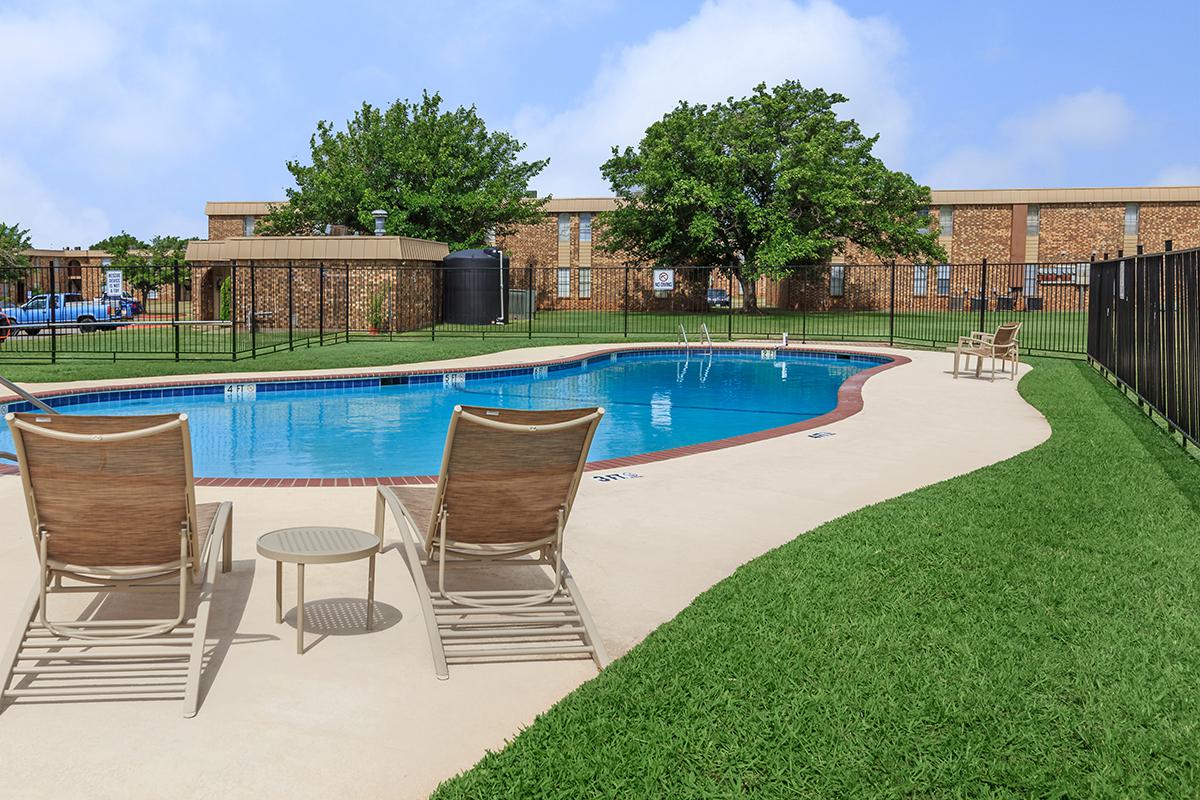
[0,293,123,336]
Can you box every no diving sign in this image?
[652,269,675,291]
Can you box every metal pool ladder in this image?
[699,323,714,353]
[0,374,58,463]
[676,324,689,349]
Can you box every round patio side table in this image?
[256,527,381,654]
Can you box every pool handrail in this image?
[0,374,57,462]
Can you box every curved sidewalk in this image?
[0,343,1050,800]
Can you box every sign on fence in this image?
[652,269,675,291]
[104,270,123,298]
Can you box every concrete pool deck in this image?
[0,343,1051,799]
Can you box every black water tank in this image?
[441,248,509,325]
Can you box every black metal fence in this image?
[0,259,1095,363]
[1088,246,1200,448]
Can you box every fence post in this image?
[430,264,436,341]
[979,257,988,334]
[623,267,629,338]
[527,264,533,339]
[888,262,896,347]
[173,262,180,362]
[287,263,294,350]
[48,259,56,364]
[344,265,351,343]
[230,260,237,362]
[727,269,733,340]
[318,264,324,346]
[249,259,257,357]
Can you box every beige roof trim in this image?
[21,249,114,258]
[541,197,621,213]
[185,236,449,263]
[205,201,288,216]
[931,186,1200,205]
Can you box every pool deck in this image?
[0,342,1050,799]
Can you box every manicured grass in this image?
[433,358,1200,798]
[0,336,630,384]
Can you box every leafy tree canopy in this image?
[0,221,32,279]
[90,232,189,299]
[91,231,149,263]
[599,80,944,310]
[257,91,549,250]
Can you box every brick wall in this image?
[1038,203,1123,262]
[1139,202,1200,252]
[208,216,247,240]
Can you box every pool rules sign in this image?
[653,269,675,291]
[104,270,123,298]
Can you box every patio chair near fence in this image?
[0,413,233,717]
[375,404,609,679]
[950,322,1023,381]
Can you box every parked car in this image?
[107,292,144,318]
[706,288,732,308]
[0,293,121,335]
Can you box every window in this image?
[829,264,845,297]
[938,206,953,237]
[557,268,571,298]
[1026,204,1040,236]
[912,265,929,297]
[485,227,496,246]
[243,215,255,236]
[1024,264,1039,297]
[1124,203,1139,236]
[579,213,592,243]
[917,206,929,235]
[579,267,592,299]
[936,264,951,296]
[557,213,570,243]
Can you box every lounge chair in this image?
[950,321,1022,381]
[375,405,609,679]
[0,413,232,717]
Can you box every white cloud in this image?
[513,0,910,195]
[926,89,1133,188]
[0,157,109,248]
[0,2,237,243]
[1153,164,1200,186]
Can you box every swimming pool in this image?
[1,347,896,481]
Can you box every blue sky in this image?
[2,0,1197,247]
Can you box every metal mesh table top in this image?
[256,527,380,564]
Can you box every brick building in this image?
[202,186,1200,317]
[184,235,447,331]
[6,249,185,308]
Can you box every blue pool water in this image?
[1,350,886,478]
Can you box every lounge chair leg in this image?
[222,506,233,574]
[184,520,224,718]
[563,562,609,670]
[0,579,40,713]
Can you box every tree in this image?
[91,231,148,256]
[257,91,548,249]
[91,232,188,302]
[599,81,945,312]
[0,221,32,282]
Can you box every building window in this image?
[243,215,255,236]
[829,264,845,297]
[938,206,953,237]
[579,213,592,243]
[913,265,929,297]
[1124,203,1139,236]
[936,264,951,296]
[579,267,592,299]
[1024,264,1039,297]
[557,213,570,243]
[557,268,571,298]
[917,206,929,235]
[1026,205,1040,236]
[485,227,496,246]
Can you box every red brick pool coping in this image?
[0,344,909,486]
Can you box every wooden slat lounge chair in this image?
[0,413,232,717]
[950,321,1023,381]
[375,405,609,679]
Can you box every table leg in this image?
[296,562,305,655]
[367,553,376,631]
[275,560,282,624]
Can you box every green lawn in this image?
[433,358,1200,799]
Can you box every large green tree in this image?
[257,91,548,249]
[0,222,32,282]
[599,81,944,311]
